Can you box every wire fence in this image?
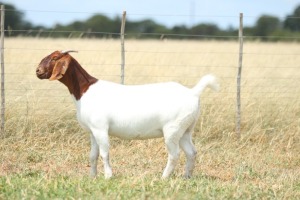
[5,29,300,41]
[1,8,300,136]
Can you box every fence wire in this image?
[1,9,300,134]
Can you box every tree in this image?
[127,19,167,33]
[254,15,280,37]
[284,5,300,31]
[190,23,220,36]
[86,14,117,32]
[172,25,189,34]
[0,2,39,36]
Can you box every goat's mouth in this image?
[36,72,49,79]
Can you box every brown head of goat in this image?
[36,50,98,100]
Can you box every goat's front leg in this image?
[92,129,112,179]
[90,133,99,178]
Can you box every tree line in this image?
[2,2,300,41]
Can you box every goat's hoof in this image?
[105,175,112,179]
[90,173,97,179]
[161,174,170,180]
[184,172,193,179]
[184,174,192,179]
[104,172,113,179]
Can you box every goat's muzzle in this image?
[36,67,48,79]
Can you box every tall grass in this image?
[0,38,299,199]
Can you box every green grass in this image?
[2,171,299,199]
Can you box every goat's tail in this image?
[192,74,219,96]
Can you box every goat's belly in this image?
[108,124,164,140]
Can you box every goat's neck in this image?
[59,59,98,100]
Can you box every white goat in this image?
[36,50,219,179]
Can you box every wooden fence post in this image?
[236,13,243,139]
[120,11,126,85]
[0,5,5,134]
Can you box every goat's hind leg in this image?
[162,125,185,179]
[162,140,180,179]
[179,131,197,178]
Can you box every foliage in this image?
[254,15,281,38]
[1,1,41,34]
[190,24,220,35]
[284,6,300,31]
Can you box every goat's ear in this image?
[49,57,70,81]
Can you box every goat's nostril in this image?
[36,68,44,76]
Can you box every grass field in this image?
[0,38,300,199]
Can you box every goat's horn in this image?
[61,50,78,54]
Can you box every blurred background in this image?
[2,0,300,40]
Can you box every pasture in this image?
[0,38,299,199]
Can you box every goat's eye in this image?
[52,56,58,61]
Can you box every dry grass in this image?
[0,38,299,199]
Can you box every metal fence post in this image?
[0,5,5,134]
[120,11,126,85]
[236,13,243,139]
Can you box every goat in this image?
[36,50,219,179]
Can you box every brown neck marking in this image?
[59,58,98,100]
